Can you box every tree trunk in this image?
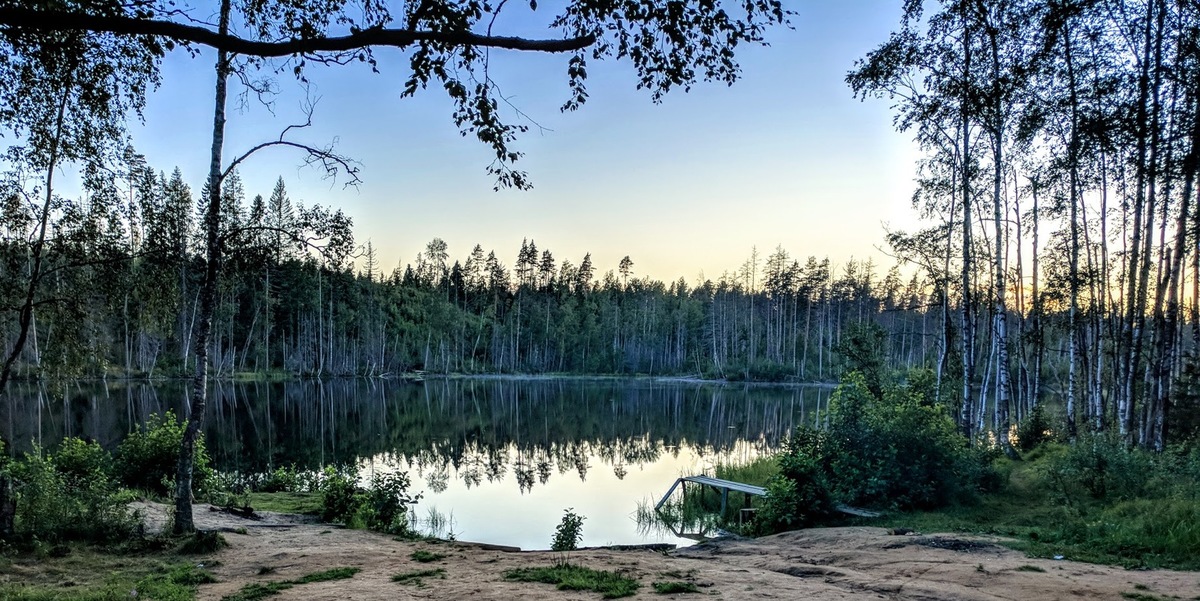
[174,0,231,534]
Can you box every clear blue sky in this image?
[130,0,921,282]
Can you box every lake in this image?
[1,377,832,549]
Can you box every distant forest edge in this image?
[3,167,923,384]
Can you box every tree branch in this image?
[0,7,597,56]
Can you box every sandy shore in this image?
[139,503,1200,600]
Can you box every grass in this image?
[714,455,778,487]
[504,565,640,599]
[652,580,700,594]
[0,546,216,601]
[246,491,322,515]
[1121,593,1174,601]
[296,567,361,583]
[854,448,1200,571]
[391,568,445,586]
[1013,565,1045,573]
[410,549,446,563]
[220,567,360,601]
[178,531,228,555]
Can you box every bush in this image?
[551,508,585,558]
[258,465,315,493]
[10,441,137,544]
[758,371,995,533]
[755,428,835,532]
[115,411,214,498]
[318,466,361,524]
[317,466,421,535]
[360,471,419,535]
[830,372,989,509]
[54,437,114,485]
[1050,434,1156,504]
[1016,403,1053,452]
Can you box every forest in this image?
[1,0,1200,455]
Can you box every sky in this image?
[128,0,925,283]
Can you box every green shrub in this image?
[758,371,995,533]
[54,438,113,486]
[360,471,420,535]
[317,466,421,535]
[115,411,214,498]
[258,465,315,493]
[551,508,585,559]
[1016,403,1053,452]
[318,466,361,524]
[830,372,989,509]
[755,428,835,532]
[1050,434,1156,504]
[10,442,136,544]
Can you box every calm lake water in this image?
[2,377,831,549]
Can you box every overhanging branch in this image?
[0,7,597,56]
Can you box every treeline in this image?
[0,163,938,382]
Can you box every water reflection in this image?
[3,377,831,547]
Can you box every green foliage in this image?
[0,556,212,601]
[830,373,993,509]
[834,322,889,395]
[177,530,228,554]
[551,508,585,556]
[115,411,214,498]
[758,371,995,533]
[53,438,114,485]
[410,549,446,563]
[652,581,700,594]
[391,568,445,585]
[504,565,640,599]
[316,465,421,535]
[1016,403,1053,452]
[869,447,1200,571]
[9,441,137,544]
[756,428,836,532]
[1049,435,1157,503]
[254,465,316,493]
[714,456,777,487]
[221,567,360,601]
[360,471,419,535]
[317,466,361,524]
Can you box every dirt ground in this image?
[140,503,1200,600]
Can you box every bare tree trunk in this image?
[174,0,231,534]
[959,16,976,439]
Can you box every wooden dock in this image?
[655,475,881,518]
[655,475,764,514]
